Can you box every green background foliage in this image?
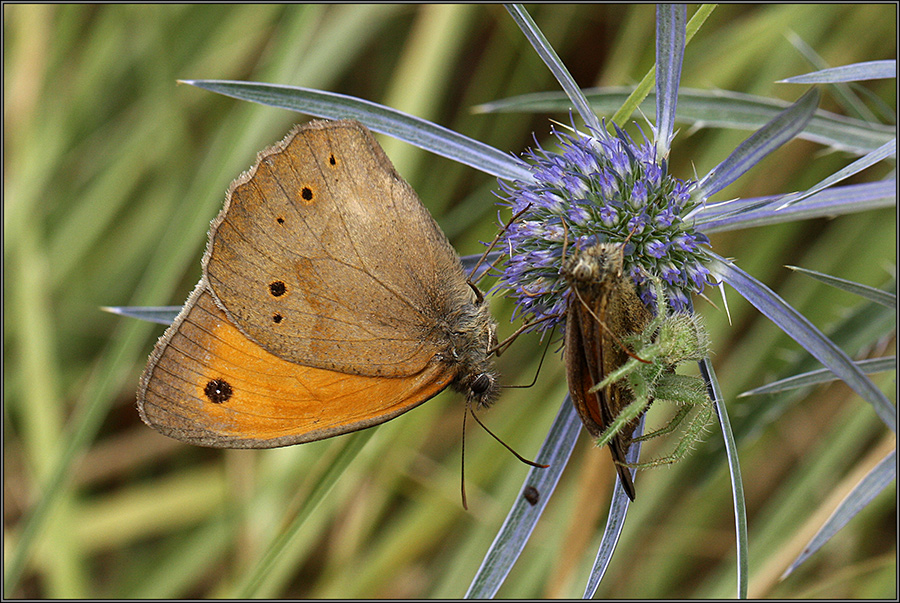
[4,4,895,598]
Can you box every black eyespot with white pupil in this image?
[204,379,233,404]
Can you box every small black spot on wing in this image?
[269,281,287,297]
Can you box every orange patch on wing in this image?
[139,287,453,448]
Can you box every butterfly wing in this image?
[138,283,454,447]
[203,119,474,378]
[599,275,653,443]
[565,296,637,500]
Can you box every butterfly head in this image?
[561,243,624,294]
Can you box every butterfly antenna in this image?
[561,219,570,263]
[467,204,532,294]
[461,406,469,510]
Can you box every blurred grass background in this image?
[3,4,895,598]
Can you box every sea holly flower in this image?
[81,4,894,600]
[466,6,893,597]
[496,119,712,318]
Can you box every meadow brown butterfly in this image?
[137,119,499,448]
[561,242,653,501]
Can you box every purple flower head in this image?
[564,145,599,175]
[540,191,566,213]
[534,162,566,187]
[639,281,658,310]
[498,125,709,332]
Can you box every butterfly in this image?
[137,119,499,448]
[561,242,653,501]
